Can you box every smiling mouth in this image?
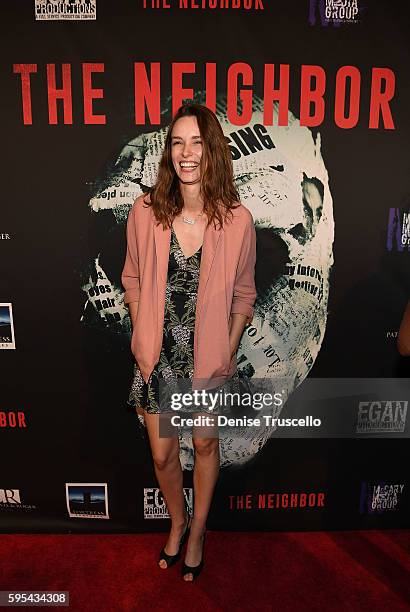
[179,162,199,171]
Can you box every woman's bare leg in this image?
[142,409,188,568]
[183,413,220,581]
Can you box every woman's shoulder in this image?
[226,200,254,227]
[130,191,153,220]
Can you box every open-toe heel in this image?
[158,502,191,569]
[182,531,206,581]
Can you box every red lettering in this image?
[134,62,161,125]
[236,495,245,509]
[334,66,361,129]
[227,62,253,126]
[308,493,316,507]
[0,411,26,427]
[290,493,298,507]
[83,63,106,125]
[369,67,395,129]
[263,64,290,126]
[47,63,73,125]
[172,63,195,117]
[300,65,326,127]
[13,63,37,125]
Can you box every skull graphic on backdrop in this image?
[80,95,334,470]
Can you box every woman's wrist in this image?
[229,335,239,358]
[229,313,248,357]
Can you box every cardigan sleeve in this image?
[121,203,141,305]
[230,212,257,325]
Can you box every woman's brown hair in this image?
[143,103,240,230]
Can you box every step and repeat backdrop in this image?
[0,0,409,532]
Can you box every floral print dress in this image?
[127,225,204,413]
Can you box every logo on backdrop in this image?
[359,482,405,514]
[356,400,408,434]
[0,411,27,429]
[144,487,193,519]
[386,208,410,252]
[0,303,16,349]
[309,0,360,27]
[0,489,36,511]
[65,483,109,519]
[35,0,97,21]
[229,490,326,510]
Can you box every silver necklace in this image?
[182,210,204,225]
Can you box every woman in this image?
[121,102,257,581]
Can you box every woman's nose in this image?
[182,142,192,156]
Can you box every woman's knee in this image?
[151,446,179,470]
[193,437,219,456]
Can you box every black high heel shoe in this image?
[158,505,191,569]
[182,530,206,581]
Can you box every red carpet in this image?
[0,530,409,611]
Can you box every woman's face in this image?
[170,115,203,185]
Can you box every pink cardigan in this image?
[121,193,257,390]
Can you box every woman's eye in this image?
[171,139,202,146]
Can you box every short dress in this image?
[127,224,235,415]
